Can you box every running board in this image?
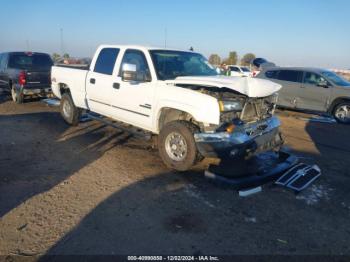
[83,112,152,140]
[275,163,321,191]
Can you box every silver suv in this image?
[257,67,350,123]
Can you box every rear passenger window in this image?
[94,48,120,75]
[278,70,303,83]
[265,70,279,79]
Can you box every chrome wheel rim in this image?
[165,132,188,161]
[335,105,350,123]
[11,88,17,102]
[62,99,72,119]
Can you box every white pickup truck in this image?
[51,45,283,171]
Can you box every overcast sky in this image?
[1,0,349,69]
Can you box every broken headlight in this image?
[218,100,243,112]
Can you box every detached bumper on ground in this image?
[194,116,282,158]
[205,150,298,189]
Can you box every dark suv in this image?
[257,67,350,123]
[0,52,53,103]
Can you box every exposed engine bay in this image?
[175,84,278,125]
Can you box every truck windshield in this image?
[321,71,350,87]
[8,53,53,70]
[150,50,218,80]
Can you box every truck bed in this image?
[54,64,90,70]
[51,65,89,109]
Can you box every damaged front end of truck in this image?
[195,93,283,159]
[169,76,284,160]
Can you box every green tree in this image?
[52,53,61,62]
[63,53,70,59]
[208,54,221,65]
[240,53,256,66]
[223,51,238,65]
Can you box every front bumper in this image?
[194,116,282,159]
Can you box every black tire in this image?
[11,85,24,104]
[158,120,203,171]
[333,102,350,124]
[60,93,81,126]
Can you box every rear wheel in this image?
[158,121,203,171]
[11,85,24,104]
[333,102,350,124]
[60,93,81,126]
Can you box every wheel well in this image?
[158,108,201,132]
[328,97,350,114]
[59,83,70,96]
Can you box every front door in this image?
[297,71,331,112]
[110,49,155,131]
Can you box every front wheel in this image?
[158,121,203,171]
[60,93,81,126]
[333,102,350,124]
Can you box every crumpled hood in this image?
[166,75,282,98]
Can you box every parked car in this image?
[0,52,53,103]
[228,65,251,77]
[52,45,283,171]
[257,67,350,123]
[251,58,276,77]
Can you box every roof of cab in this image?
[97,44,195,53]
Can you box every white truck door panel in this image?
[110,78,154,129]
[85,48,121,116]
[108,49,155,130]
[86,71,114,115]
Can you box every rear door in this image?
[85,48,120,116]
[297,71,331,112]
[275,70,303,108]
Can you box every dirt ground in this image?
[0,92,350,259]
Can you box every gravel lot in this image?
[0,92,350,258]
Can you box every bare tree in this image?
[208,54,221,65]
[223,51,238,65]
[52,53,61,62]
[240,53,256,66]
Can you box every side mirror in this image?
[121,63,151,82]
[121,63,137,81]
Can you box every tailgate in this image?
[25,70,51,88]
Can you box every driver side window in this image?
[120,50,151,80]
[304,72,327,86]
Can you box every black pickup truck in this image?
[0,52,53,103]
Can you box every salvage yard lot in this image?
[0,94,350,256]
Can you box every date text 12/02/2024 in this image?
[127,256,220,261]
